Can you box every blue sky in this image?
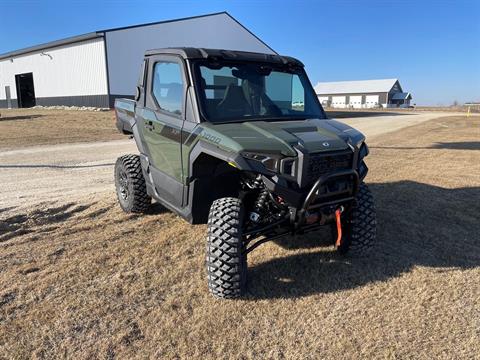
[1,0,479,105]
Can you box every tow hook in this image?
[335,206,344,247]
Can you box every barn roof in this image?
[0,12,276,61]
[314,79,399,95]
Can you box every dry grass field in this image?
[0,116,479,359]
[0,109,122,149]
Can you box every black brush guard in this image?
[297,169,359,226]
[243,169,359,254]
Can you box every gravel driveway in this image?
[0,112,464,212]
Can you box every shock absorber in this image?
[248,176,269,223]
[254,188,269,213]
[252,175,262,189]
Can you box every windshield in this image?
[194,61,325,123]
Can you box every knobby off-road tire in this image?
[206,197,247,299]
[114,154,151,213]
[337,182,376,256]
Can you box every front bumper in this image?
[243,169,359,253]
[297,169,359,225]
[262,168,359,207]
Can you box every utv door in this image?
[141,56,187,207]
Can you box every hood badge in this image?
[322,142,330,147]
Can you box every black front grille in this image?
[306,151,353,184]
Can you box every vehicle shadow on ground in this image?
[0,203,91,242]
[0,115,44,121]
[145,202,169,215]
[247,180,480,299]
[325,111,411,118]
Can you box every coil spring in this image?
[252,176,262,189]
[254,188,269,212]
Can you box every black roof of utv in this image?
[144,47,304,67]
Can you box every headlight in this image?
[242,152,281,172]
[357,143,369,179]
[359,143,369,160]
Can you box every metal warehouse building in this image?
[315,79,412,109]
[0,12,275,109]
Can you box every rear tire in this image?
[114,154,151,213]
[206,197,247,299]
[337,182,376,256]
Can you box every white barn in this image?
[0,12,275,109]
[315,79,412,109]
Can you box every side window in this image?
[291,76,305,111]
[152,61,184,116]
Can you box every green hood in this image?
[200,119,358,156]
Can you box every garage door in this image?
[332,96,346,108]
[365,95,379,108]
[318,96,329,107]
[349,95,362,109]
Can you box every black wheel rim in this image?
[118,169,129,200]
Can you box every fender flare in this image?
[188,141,253,180]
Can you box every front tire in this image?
[206,197,247,299]
[337,182,376,256]
[114,154,151,213]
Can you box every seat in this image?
[216,84,252,118]
[242,79,282,117]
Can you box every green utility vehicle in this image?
[114,48,376,299]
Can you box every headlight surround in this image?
[357,142,369,179]
[242,152,298,177]
[358,142,369,160]
[242,152,281,172]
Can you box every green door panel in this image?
[140,108,183,181]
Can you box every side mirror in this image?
[135,86,142,101]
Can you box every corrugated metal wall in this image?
[0,38,108,104]
[316,92,389,108]
[105,13,275,97]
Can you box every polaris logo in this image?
[322,142,330,147]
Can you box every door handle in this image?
[145,121,154,131]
